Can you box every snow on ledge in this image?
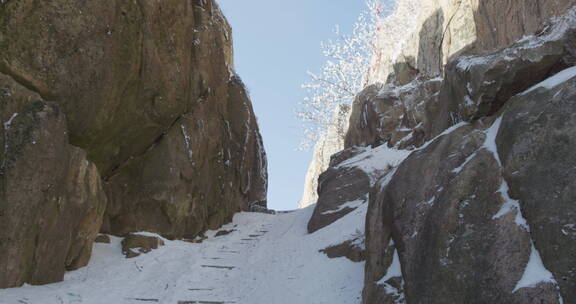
[337,144,411,184]
[513,242,557,292]
[321,198,366,215]
[521,66,576,95]
[376,245,402,285]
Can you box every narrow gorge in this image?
[1,1,576,304]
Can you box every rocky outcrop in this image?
[345,78,442,150]
[352,5,576,155]
[370,0,576,84]
[101,75,268,239]
[363,73,576,303]
[0,0,266,287]
[299,104,349,209]
[121,234,165,259]
[0,74,107,288]
[307,147,372,233]
[497,72,576,301]
[320,236,365,262]
[301,2,576,303]
[307,144,410,234]
[354,7,576,304]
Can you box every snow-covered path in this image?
[0,205,366,304]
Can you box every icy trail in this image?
[0,206,366,304]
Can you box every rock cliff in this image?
[0,0,266,288]
[298,104,349,209]
[306,1,576,303]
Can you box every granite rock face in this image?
[0,74,106,288]
[355,7,576,304]
[497,75,576,301]
[307,148,373,233]
[299,2,576,303]
[364,120,564,303]
[345,79,443,150]
[0,0,266,287]
[299,104,349,209]
[370,0,576,84]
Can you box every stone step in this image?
[201,265,235,270]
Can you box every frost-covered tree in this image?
[296,0,386,149]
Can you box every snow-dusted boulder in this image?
[497,72,576,301]
[362,59,576,304]
[345,78,443,150]
[307,145,410,234]
[443,8,576,122]
[364,120,564,303]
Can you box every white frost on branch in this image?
[297,0,385,149]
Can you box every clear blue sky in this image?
[218,1,367,210]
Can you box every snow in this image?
[0,206,366,304]
[452,151,477,174]
[180,124,193,161]
[513,243,556,292]
[521,66,576,95]
[322,198,366,215]
[456,55,495,72]
[481,117,503,165]
[493,180,529,229]
[479,116,558,293]
[3,113,18,130]
[481,117,528,229]
[417,122,469,151]
[376,241,405,302]
[336,144,411,184]
[376,245,402,284]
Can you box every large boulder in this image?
[0,0,266,287]
[0,0,228,176]
[0,74,106,288]
[345,78,442,150]
[497,73,576,302]
[121,233,165,259]
[308,145,410,234]
[363,120,563,303]
[307,148,372,233]
[443,9,576,122]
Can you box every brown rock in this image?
[442,10,576,123]
[0,0,266,287]
[102,76,267,239]
[307,149,372,234]
[320,236,365,263]
[121,234,165,259]
[345,78,442,150]
[471,0,576,53]
[94,235,111,244]
[214,230,236,237]
[0,74,106,288]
